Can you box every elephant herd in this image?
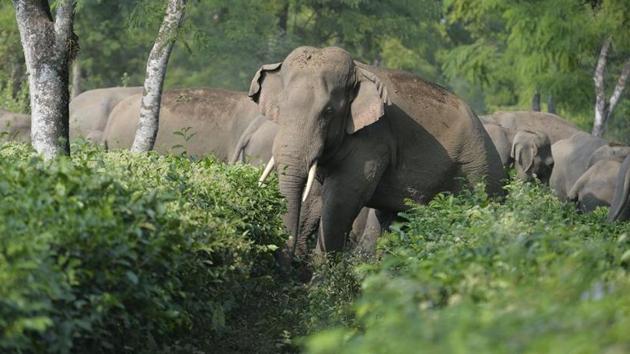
[1,46,629,264]
[480,111,630,222]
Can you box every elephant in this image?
[482,122,511,167]
[549,132,608,200]
[69,86,143,143]
[103,88,268,161]
[250,46,506,255]
[510,130,554,183]
[567,145,630,217]
[608,155,630,222]
[481,111,582,144]
[568,159,623,213]
[0,109,30,143]
[230,114,278,166]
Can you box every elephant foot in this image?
[274,246,314,283]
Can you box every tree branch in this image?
[54,0,74,43]
[608,58,630,116]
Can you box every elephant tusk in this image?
[258,157,275,186]
[302,161,318,202]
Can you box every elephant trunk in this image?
[608,155,630,222]
[272,123,325,257]
[277,157,307,254]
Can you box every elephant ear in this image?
[512,142,536,174]
[347,62,391,134]
[248,62,283,122]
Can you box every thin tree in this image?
[592,37,630,137]
[13,0,77,159]
[547,95,555,114]
[70,60,81,98]
[131,0,186,152]
[531,91,541,112]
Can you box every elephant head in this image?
[511,130,554,184]
[249,46,389,244]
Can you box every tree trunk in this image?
[13,0,76,159]
[531,91,541,111]
[70,59,81,98]
[130,0,186,153]
[592,37,611,137]
[278,1,289,33]
[592,37,629,137]
[547,95,555,114]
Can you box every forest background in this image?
[1,0,629,143]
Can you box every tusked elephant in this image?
[103,88,269,162]
[251,46,506,254]
[70,86,143,143]
[510,130,554,184]
[0,109,30,143]
[549,132,608,200]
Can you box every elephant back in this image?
[104,88,259,160]
[488,111,582,144]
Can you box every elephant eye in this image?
[323,106,334,117]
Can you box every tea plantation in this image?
[1,143,629,353]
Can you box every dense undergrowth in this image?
[1,142,629,353]
[0,142,297,353]
[305,181,630,354]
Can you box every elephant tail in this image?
[229,114,267,164]
[608,154,630,222]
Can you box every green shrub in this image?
[306,180,630,354]
[0,142,286,353]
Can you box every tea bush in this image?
[306,180,630,354]
[0,142,286,353]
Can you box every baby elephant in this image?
[510,130,554,184]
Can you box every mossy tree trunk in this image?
[13,0,77,159]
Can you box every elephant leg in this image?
[316,158,387,254]
[355,209,395,257]
[347,208,370,249]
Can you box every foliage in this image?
[306,179,630,353]
[0,1,28,113]
[442,0,630,141]
[0,142,287,353]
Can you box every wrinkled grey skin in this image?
[0,109,30,143]
[249,46,506,255]
[483,122,511,167]
[608,155,630,222]
[510,130,554,184]
[481,111,582,144]
[70,87,143,143]
[550,132,608,200]
[104,88,264,161]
